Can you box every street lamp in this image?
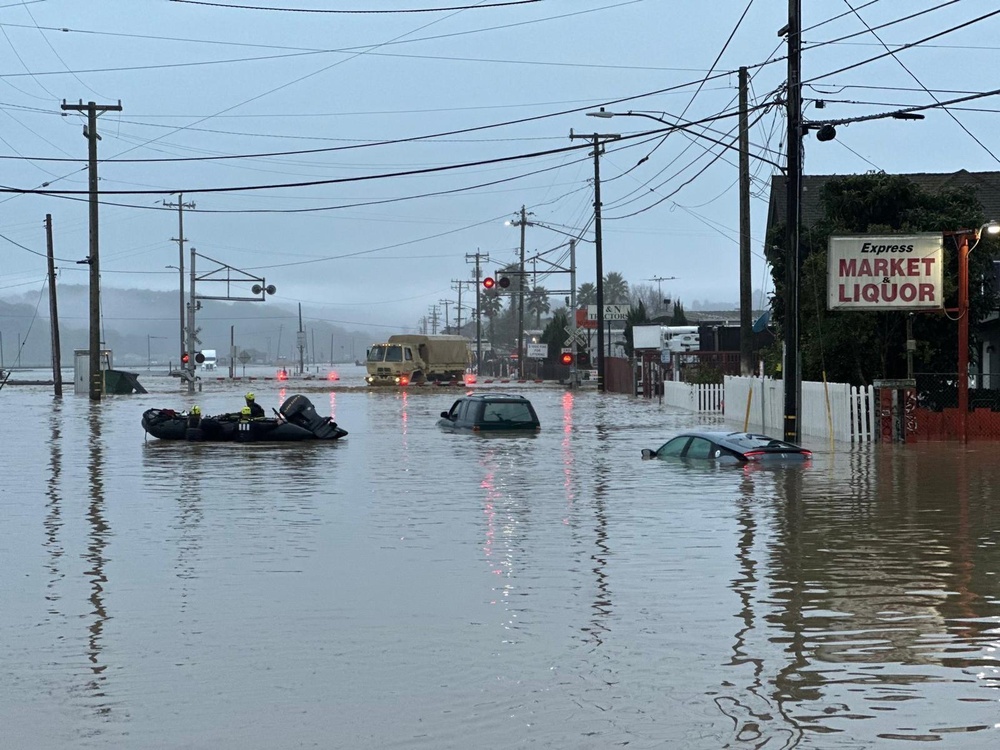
[955,220,1000,442]
[146,334,165,370]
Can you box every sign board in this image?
[828,233,943,311]
[632,325,663,350]
[587,304,629,321]
[238,350,252,365]
[576,307,597,330]
[563,325,587,348]
[526,343,548,359]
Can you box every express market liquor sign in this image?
[827,233,943,311]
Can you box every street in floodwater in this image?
[3,364,1000,749]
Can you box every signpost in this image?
[526,342,548,359]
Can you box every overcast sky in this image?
[1,0,999,333]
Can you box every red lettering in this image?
[839,259,857,276]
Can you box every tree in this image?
[577,282,596,307]
[479,291,504,351]
[527,285,551,328]
[670,299,688,325]
[603,271,629,304]
[540,308,570,360]
[765,172,998,385]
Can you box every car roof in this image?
[461,393,531,402]
[675,430,803,449]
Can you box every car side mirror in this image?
[641,448,657,459]
[440,411,450,419]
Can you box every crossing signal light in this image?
[181,352,190,364]
[497,276,511,289]
[195,351,206,364]
[560,352,574,366]
[483,276,496,290]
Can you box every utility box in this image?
[73,349,113,395]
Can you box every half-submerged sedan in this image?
[641,430,811,463]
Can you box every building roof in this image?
[765,170,1000,239]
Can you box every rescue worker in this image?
[244,391,265,419]
[240,405,253,420]
[185,405,204,441]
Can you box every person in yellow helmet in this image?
[244,391,265,419]
[239,405,253,421]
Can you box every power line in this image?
[169,0,542,11]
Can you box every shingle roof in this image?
[765,170,1000,240]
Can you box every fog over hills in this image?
[0,285,397,369]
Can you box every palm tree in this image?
[479,291,504,349]
[577,282,596,307]
[527,286,551,328]
[603,271,629,304]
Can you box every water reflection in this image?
[84,402,111,717]
[45,400,65,609]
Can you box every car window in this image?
[657,436,689,457]
[483,401,535,423]
[457,399,473,422]
[404,348,413,362]
[385,345,403,363]
[684,436,716,459]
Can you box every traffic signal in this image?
[497,276,511,289]
[483,276,496,290]
[195,351,206,364]
[181,352,190,364]
[560,352,574,366]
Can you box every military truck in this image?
[365,334,470,386]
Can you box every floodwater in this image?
[3,365,1000,749]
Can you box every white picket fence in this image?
[655,376,877,444]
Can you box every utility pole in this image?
[508,206,533,373]
[439,299,451,334]
[739,66,754,377]
[570,129,620,393]
[467,251,489,372]
[569,238,579,388]
[186,247,198,393]
[297,303,305,374]
[45,214,62,397]
[61,99,122,401]
[164,193,195,371]
[783,0,803,442]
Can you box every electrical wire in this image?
[838,0,1000,165]
[169,0,542,11]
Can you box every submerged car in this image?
[641,430,811,463]
[438,393,540,432]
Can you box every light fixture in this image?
[815,123,837,141]
[985,220,1000,235]
[587,107,615,118]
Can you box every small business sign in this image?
[827,233,943,311]
[587,304,629,321]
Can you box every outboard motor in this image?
[279,395,343,439]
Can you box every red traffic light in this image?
[181,352,190,364]
[483,277,496,289]
[560,352,574,366]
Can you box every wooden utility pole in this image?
[61,99,122,401]
[466,250,490,372]
[739,66,753,377]
[45,215,62,397]
[569,130,620,392]
[164,194,195,372]
[783,0,803,442]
